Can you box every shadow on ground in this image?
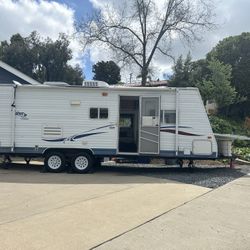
[0,162,248,188]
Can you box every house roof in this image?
[0,60,40,85]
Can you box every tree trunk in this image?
[141,67,148,86]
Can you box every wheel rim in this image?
[48,155,62,170]
[74,156,89,170]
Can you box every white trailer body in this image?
[0,84,218,171]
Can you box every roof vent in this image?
[44,81,70,86]
[82,80,109,88]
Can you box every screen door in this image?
[139,97,160,154]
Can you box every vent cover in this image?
[43,126,62,137]
[82,80,109,88]
[44,81,70,86]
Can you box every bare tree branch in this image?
[76,0,215,85]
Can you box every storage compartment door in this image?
[192,140,212,155]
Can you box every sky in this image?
[0,0,250,82]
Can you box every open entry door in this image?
[119,96,139,153]
[139,97,160,154]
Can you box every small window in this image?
[143,99,158,116]
[100,108,108,119]
[90,108,98,119]
[161,110,176,124]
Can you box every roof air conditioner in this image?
[82,80,109,88]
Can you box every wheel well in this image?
[43,148,94,158]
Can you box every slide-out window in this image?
[160,110,176,124]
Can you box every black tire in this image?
[44,152,66,173]
[71,152,94,173]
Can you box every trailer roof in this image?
[0,83,198,92]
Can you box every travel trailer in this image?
[0,82,232,173]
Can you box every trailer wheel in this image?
[71,153,93,173]
[44,152,66,173]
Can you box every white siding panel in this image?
[15,88,119,150]
[178,89,217,153]
[160,91,176,110]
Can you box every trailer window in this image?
[100,108,108,119]
[90,108,98,119]
[143,99,158,116]
[161,110,176,124]
[90,108,109,119]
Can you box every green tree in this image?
[196,59,236,107]
[0,32,84,85]
[0,33,34,76]
[93,61,121,85]
[207,32,250,100]
[195,79,215,105]
[189,59,209,84]
[63,64,84,86]
[169,54,236,108]
[169,53,193,87]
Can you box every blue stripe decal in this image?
[43,132,107,142]
[0,147,45,155]
[43,138,67,142]
[159,150,178,157]
[43,124,115,143]
[92,148,116,155]
[83,124,116,133]
[72,132,107,140]
[160,150,217,159]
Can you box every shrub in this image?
[209,115,250,147]
[209,116,233,134]
[233,147,250,161]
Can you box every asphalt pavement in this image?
[0,162,249,250]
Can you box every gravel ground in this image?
[101,163,250,189]
[1,158,249,189]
